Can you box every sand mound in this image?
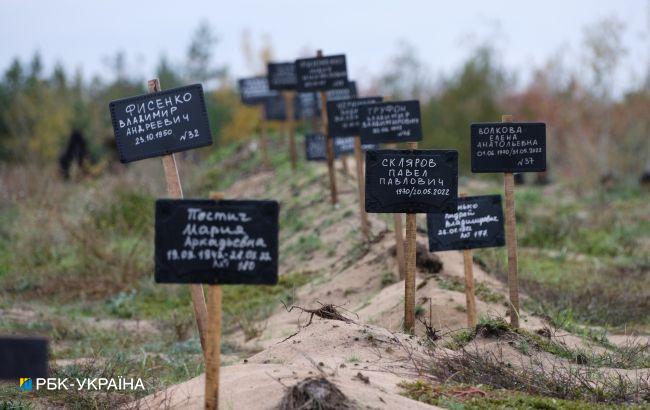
[132,321,441,409]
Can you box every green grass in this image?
[442,316,649,369]
[435,275,505,305]
[399,380,645,409]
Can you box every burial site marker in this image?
[327,96,383,240]
[296,51,348,205]
[109,78,211,352]
[360,101,424,281]
[155,195,279,410]
[268,62,298,169]
[365,148,458,332]
[0,336,48,380]
[426,194,505,326]
[470,116,546,328]
[238,76,278,168]
[305,134,377,161]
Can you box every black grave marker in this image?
[327,97,383,138]
[326,81,357,101]
[267,62,297,91]
[470,122,546,173]
[360,101,422,144]
[427,195,505,252]
[0,337,48,379]
[295,92,320,119]
[238,76,278,105]
[295,55,348,92]
[263,94,287,121]
[109,84,213,163]
[365,150,458,213]
[305,134,377,161]
[155,199,279,285]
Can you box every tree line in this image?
[0,19,647,182]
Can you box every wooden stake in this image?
[354,136,369,240]
[205,285,221,410]
[148,78,209,354]
[388,143,405,279]
[462,248,477,327]
[205,191,224,410]
[341,154,349,175]
[259,106,270,168]
[317,49,338,205]
[502,114,520,328]
[459,194,477,328]
[284,91,297,170]
[393,213,406,279]
[403,141,418,333]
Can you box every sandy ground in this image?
[132,161,648,409]
[132,321,442,409]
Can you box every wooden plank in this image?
[354,136,370,240]
[502,114,520,328]
[259,106,270,168]
[387,143,405,278]
[317,49,338,205]
[204,285,222,410]
[341,154,349,175]
[284,91,297,170]
[148,78,209,354]
[204,191,224,410]
[462,248,477,327]
[458,192,477,328]
[403,141,418,333]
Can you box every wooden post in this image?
[148,79,209,354]
[462,248,477,327]
[317,49,338,205]
[354,136,370,240]
[388,143,405,279]
[284,91,297,170]
[259,106,270,168]
[205,191,224,410]
[393,214,406,279]
[459,193,477,328]
[341,154,350,175]
[502,114,520,328]
[403,141,418,333]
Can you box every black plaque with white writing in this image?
[155,199,279,285]
[268,62,297,91]
[334,137,379,156]
[359,100,422,144]
[109,84,212,163]
[0,337,48,379]
[327,97,383,137]
[305,134,329,161]
[238,76,278,105]
[471,122,546,173]
[326,81,357,101]
[263,94,287,121]
[365,150,458,213]
[295,55,348,92]
[295,92,320,119]
[427,195,505,252]
[305,134,378,161]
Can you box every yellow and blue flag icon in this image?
[19,378,32,391]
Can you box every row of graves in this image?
[1,50,546,410]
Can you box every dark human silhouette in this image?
[641,167,650,188]
[58,129,88,180]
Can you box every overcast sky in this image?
[1,0,648,93]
